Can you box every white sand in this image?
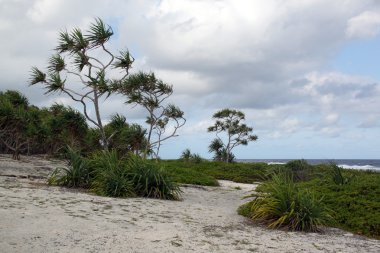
[0,154,379,253]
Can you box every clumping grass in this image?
[48,146,90,188]
[89,150,135,198]
[245,172,331,232]
[49,149,181,200]
[128,155,181,200]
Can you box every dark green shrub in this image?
[89,150,135,198]
[248,172,331,232]
[285,159,312,181]
[128,155,181,200]
[48,146,90,188]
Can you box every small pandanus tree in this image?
[208,109,257,163]
[113,72,186,158]
[29,18,134,150]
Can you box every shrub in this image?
[249,172,331,232]
[285,159,312,182]
[128,155,181,200]
[180,149,204,163]
[48,146,90,188]
[89,150,135,198]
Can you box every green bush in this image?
[128,155,181,200]
[285,159,313,182]
[248,172,331,232]
[297,167,380,238]
[89,150,135,198]
[48,146,90,188]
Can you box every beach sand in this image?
[0,154,379,253]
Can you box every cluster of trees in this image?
[2,19,258,163]
[0,90,151,159]
[0,90,87,159]
[27,18,184,160]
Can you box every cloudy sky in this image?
[1,0,380,159]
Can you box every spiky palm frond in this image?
[46,72,65,94]
[73,51,89,71]
[56,30,75,53]
[70,28,89,51]
[86,18,113,47]
[29,67,46,85]
[163,104,184,118]
[113,50,134,70]
[48,54,65,72]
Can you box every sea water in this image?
[239,159,380,171]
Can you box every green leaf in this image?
[29,67,46,85]
[86,18,113,47]
[48,54,65,72]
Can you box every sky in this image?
[1,0,380,159]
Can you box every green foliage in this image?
[48,146,90,187]
[114,71,185,158]
[297,166,380,238]
[128,155,181,200]
[104,114,148,156]
[159,160,268,185]
[330,163,351,185]
[208,108,257,163]
[248,172,331,232]
[0,90,44,159]
[285,159,313,182]
[30,18,135,150]
[49,149,181,200]
[208,138,236,162]
[89,150,135,198]
[180,149,204,163]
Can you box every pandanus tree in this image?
[208,109,258,163]
[113,72,185,158]
[29,18,134,150]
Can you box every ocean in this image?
[238,159,380,171]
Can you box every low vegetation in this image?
[239,172,331,232]
[49,147,181,200]
[159,159,271,185]
[238,161,380,238]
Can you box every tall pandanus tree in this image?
[113,72,186,158]
[29,18,134,150]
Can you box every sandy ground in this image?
[0,155,379,253]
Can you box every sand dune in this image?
[0,155,379,253]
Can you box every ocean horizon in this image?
[238,159,380,171]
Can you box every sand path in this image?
[0,155,379,253]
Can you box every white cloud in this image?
[346,10,380,39]
[1,0,380,158]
